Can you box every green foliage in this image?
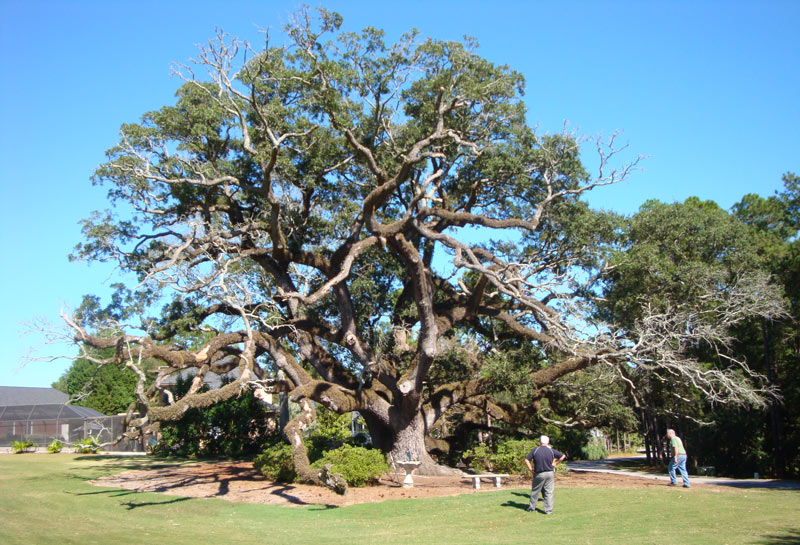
[555,461,570,477]
[74,436,101,454]
[731,172,800,478]
[311,444,388,487]
[305,406,365,462]
[538,367,640,436]
[62,6,796,479]
[307,405,352,444]
[465,438,571,476]
[579,437,609,461]
[533,425,594,460]
[599,191,798,477]
[11,440,36,454]
[492,439,540,475]
[677,405,772,478]
[480,344,546,403]
[426,339,484,393]
[253,442,296,482]
[153,375,278,459]
[462,444,494,473]
[52,350,155,415]
[601,197,765,327]
[47,440,64,453]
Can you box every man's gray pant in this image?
[529,471,555,513]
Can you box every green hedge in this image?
[311,444,388,487]
[253,442,296,482]
[464,439,539,475]
[492,439,540,475]
[464,438,576,477]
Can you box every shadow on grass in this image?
[83,476,339,510]
[68,455,234,486]
[119,496,194,510]
[73,454,191,471]
[268,484,338,509]
[65,455,184,483]
[68,486,195,510]
[756,529,800,544]
[501,491,530,511]
[75,457,339,507]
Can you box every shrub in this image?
[11,440,36,454]
[307,406,352,443]
[462,444,494,472]
[47,440,64,453]
[492,439,539,476]
[306,434,340,464]
[74,436,101,454]
[305,406,358,463]
[253,442,296,482]
[463,438,573,477]
[311,444,388,487]
[535,424,591,459]
[579,437,608,460]
[154,380,278,459]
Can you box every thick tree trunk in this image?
[642,411,653,464]
[364,411,461,476]
[390,414,453,475]
[762,318,785,477]
[641,409,665,464]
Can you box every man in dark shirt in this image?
[524,435,566,514]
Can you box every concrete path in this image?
[568,456,800,490]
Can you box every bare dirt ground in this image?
[90,461,669,508]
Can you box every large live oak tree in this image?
[65,9,783,488]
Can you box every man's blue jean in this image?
[668,455,690,487]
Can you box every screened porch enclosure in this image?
[0,403,144,452]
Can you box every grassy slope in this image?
[0,455,797,545]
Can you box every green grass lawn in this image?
[1,454,798,545]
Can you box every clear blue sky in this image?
[1,0,798,388]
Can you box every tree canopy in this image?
[52,354,139,415]
[64,9,786,487]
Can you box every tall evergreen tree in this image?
[732,173,800,477]
[601,195,792,474]
[52,354,138,415]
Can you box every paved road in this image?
[568,456,800,490]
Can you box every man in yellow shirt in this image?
[666,429,690,488]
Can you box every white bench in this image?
[463,474,510,489]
